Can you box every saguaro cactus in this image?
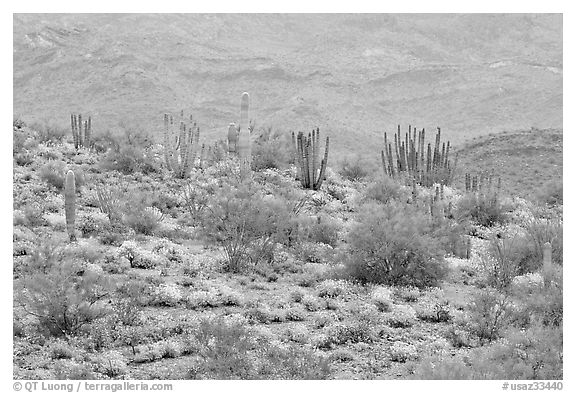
[65,170,76,242]
[237,92,252,169]
[70,114,92,149]
[163,112,201,179]
[293,128,330,190]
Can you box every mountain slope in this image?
[13,14,563,156]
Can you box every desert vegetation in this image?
[12,88,563,380]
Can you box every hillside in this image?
[12,123,563,380]
[455,128,563,198]
[13,14,562,156]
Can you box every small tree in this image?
[200,179,292,272]
[344,202,447,288]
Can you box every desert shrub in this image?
[181,181,210,220]
[322,321,374,346]
[385,304,417,328]
[371,286,394,312]
[118,192,165,235]
[187,316,330,379]
[93,350,129,378]
[118,241,163,269]
[296,215,341,247]
[343,202,447,288]
[415,300,452,323]
[389,341,418,362]
[338,155,373,182]
[14,152,34,166]
[15,255,114,337]
[31,122,67,145]
[456,191,508,227]
[39,162,85,191]
[52,359,97,380]
[413,324,562,380]
[522,215,563,269]
[317,279,348,298]
[199,179,292,272]
[477,235,521,290]
[393,286,421,303]
[99,143,159,175]
[153,283,183,307]
[535,179,562,206]
[21,203,47,228]
[77,212,109,238]
[257,345,331,379]
[511,270,563,328]
[466,289,514,344]
[430,217,470,258]
[362,176,406,204]
[251,127,291,171]
[285,307,307,321]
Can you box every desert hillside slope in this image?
[13,14,562,156]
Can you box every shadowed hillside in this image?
[14,14,562,156]
[455,128,562,198]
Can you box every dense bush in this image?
[200,179,293,272]
[343,202,447,288]
[295,215,341,247]
[187,316,331,379]
[456,191,509,227]
[337,155,374,182]
[118,192,165,235]
[251,128,291,171]
[39,162,85,191]
[362,176,407,205]
[522,214,563,268]
[466,288,514,343]
[413,324,562,379]
[535,179,562,206]
[30,122,67,145]
[16,254,114,337]
[479,235,523,290]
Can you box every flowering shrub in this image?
[389,341,419,362]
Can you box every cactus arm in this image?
[228,123,238,153]
[315,136,330,190]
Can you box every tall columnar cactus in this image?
[70,114,92,149]
[96,184,117,222]
[381,125,456,187]
[163,111,201,179]
[464,171,501,195]
[292,128,329,190]
[227,123,238,153]
[64,170,76,242]
[237,92,252,169]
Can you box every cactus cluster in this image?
[465,171,502,194]
[64,170,76,242]
[227,92,253,171]
[163,111,201,179]
[70,114,92,149]
[96,184,117,222]
[292,128,330,190]
[381,126,456,187]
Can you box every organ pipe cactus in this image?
[163,111,200,179]
[382,125,456,187]
[293,128,329,190]
[64,170,76,242]
[70,114,92,149]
